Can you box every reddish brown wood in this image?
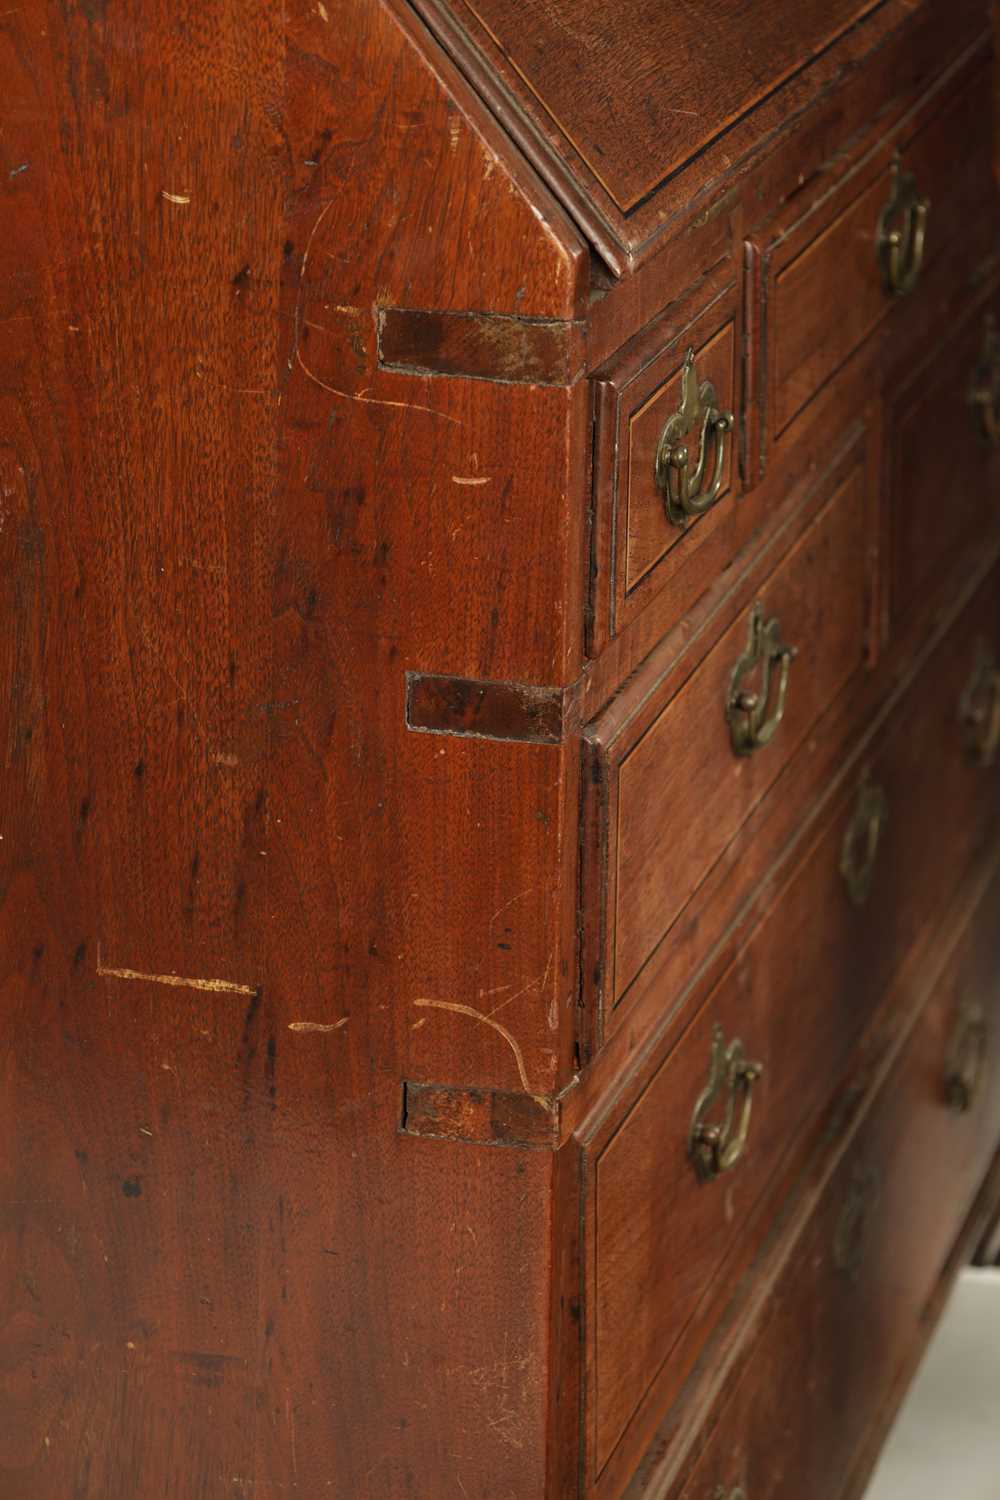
[668,885,1000,1500]
[380,307,587,385]
[763,62,994,441]
[401,1080,559,1146]
[565,516,998,1144]
[606,455,873,1010]
[579,430,880,1047]
[589,268,740,652]
[406,671,565,742]
[613,841,1000,1500]
[3,2,999,1499]
[890,280,1000,626]
[412,0,988,273]
[0,2,587,1497]
[433,0,883,215]
[585,205,740,374]
[577,556,1000,1498]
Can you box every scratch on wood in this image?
[490,888,533,929]
[287,1018,349,1032]
[294,198,458,424]
[97,954,256,996]
[488,951,553,1019]
[294,345,459,422]
[451,475,490,485]
[294,347,458,421]
[161,190,191,204]
[413,998,534,1095]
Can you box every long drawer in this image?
[580,558,1000,1496]
[889,280,1000,629]
[747,52,997,478]
[666,857,1000,1500]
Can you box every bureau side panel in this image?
[0,3,588,1499]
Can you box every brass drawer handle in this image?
[945,1000,989,1114]
[726,602,797,757]
[834,1163,881,1282]
[968,313,1000,447]
[840,778,888,907]
[689,1023,763,1184]
[655,346,734,527]
[960,641,1000,768]
[876,156,930,296]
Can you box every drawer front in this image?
[673,866,1000,1500]
[890,283,1000,626]
[624,321,736,597]
[752,60,996,460]
[585,561,1000,1489]
[608,445,874,1011]
[590,273,742,652]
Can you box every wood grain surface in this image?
[430,0,883,212]
[0,2,586,1496]
[2,2,998,1499]
[671,872,1000,1500]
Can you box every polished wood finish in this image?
[595,446,875,1018]
[670,866,1000,1500]
[585,557,1000,1498]
[590,272,740,651]
[890,282,1000,625]
[424,0,882,215]
[412,0,988,272]
[406,671,566,743]
[379,306,587,386]
[764,61,993,441]
[3,3,999,1499]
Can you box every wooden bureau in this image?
[2,2,1000,1497]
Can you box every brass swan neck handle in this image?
[655,347,734,527]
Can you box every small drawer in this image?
[889,281,1000,628]
[672,867,1000,1500]
[581,560,1000,1494]
[747,59,996,475]
[584,434,877,1033]
[589,270,742,653]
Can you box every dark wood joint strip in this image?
[406,671,564,744]
[379,306,586,386]
[401,1081,559,1149]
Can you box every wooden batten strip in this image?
[401,1080,559,1149]
[406,671,564,744]
[379,306,586,385]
